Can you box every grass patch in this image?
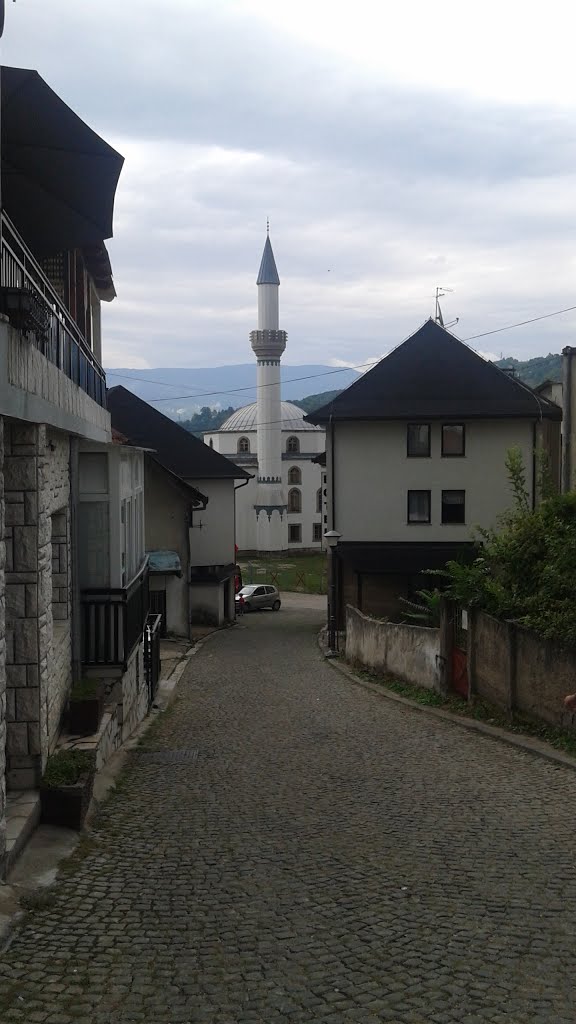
[42,749,95,788]
[240,552,327,594]
[352,666,576,759]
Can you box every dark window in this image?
[287,436,300,454]
[288,488,302,513]
[407,424,430,457]
[407,490,431,523]
[442,424,465,456]
[209,438,213,448]
[288,466,301,484]
[289,524,302,543]
[442,490,465,524]
[316,488,322,513]
[238,436,250,453]
[254,587,266,596]
[313,523,323,542]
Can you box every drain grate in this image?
[131,749,199,766]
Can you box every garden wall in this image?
[468,609,576,727]
[345,605,440,690]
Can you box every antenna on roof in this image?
[435,286,455,328]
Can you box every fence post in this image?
[506,620,518,717]
[438,598,452,694]
[467,607,476,699]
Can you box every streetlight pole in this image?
[324,530,341,656]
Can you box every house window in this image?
[442,424,465,457]
[442,490,465,524]
[407,490,431,523]
[407,424,430,457]
[288,488,302,513]
[238,436,250,453]
[287,436,300,454]
[288,466,302,485]
[313,523,323,543]
[316,487,322,513]
[289,523,302,543]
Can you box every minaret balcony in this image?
[250,329,287,361]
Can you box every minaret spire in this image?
[250,230,287,551]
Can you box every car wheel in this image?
[272,600,281,611]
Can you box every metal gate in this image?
[451,606,469,698]
[149,590,167,637]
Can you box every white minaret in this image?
[250,230,288,551]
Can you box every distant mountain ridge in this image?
[495,353,561,387]
[105,364,360,420]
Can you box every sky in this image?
[4,0,576,378]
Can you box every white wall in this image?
[329,419,535,542]
[188,478,235,566]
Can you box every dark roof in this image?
[305,320,562,423]
[107,387,251,481]
[256,235,280,285]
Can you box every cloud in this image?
[4,0,576,372]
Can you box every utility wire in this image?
[106,302,576,404]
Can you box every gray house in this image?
[107,387,251,630]
[306,319,562,625]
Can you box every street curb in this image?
[318,632,576,774]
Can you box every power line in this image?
[106,301,576,404]
[464,304,576,342]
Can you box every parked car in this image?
[235,584,281,611]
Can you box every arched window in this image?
[286,436,300,454]
[288,466,302,485]
[316,487,322,514]
[209,438,214,448]
[237,436,250,454]
[288,488,302,513]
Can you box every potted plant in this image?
[40,750,96,830]
[68,677,104,735]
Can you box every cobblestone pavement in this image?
[2,594,576,1023]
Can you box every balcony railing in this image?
[81,559,150,669]
[0,212,106,408]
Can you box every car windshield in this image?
[238,586,257,596]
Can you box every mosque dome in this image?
[219,401,322,432]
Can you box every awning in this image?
[1,65,124,256]
[147,550,183,577]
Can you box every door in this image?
[450,605,469,698]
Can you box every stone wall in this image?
[4,422,72,788]
[345,604,440,690]
[121,642,147,743]
[469,610,576,728]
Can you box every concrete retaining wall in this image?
[345,604,440,689]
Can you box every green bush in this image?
[435,447,576,644]
[42,750,95,788]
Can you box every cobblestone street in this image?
[1,593,576,1022]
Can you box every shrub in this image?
[42,750,95,788]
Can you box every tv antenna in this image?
[435,287,458,330]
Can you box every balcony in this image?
[81,558,150,670]
[0,214,110,443]
[1,213,106,405]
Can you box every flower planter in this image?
[68,691,104,736]
[40,771,95,831]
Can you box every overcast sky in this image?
[4,0,576,377]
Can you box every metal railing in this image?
[144,613,162,708]
[0,212,107,407]
[81,559,150,669]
